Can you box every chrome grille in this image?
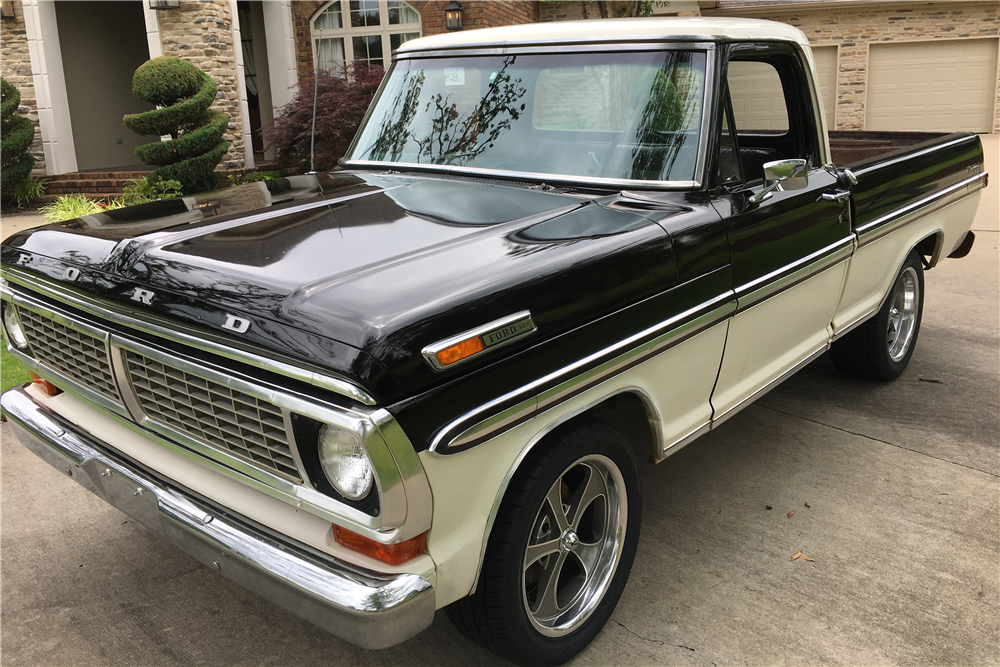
[15,306,120,403]
[124,351,301,481]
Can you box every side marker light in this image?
[435,336,485,367]
[333,524,427,565]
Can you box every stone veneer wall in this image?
[703,1,1000,133]
[0,1,45,175]
[156,0,247,168]
[292,1,540,80]
[291,0,326,81]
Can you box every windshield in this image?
[347,50,708,185]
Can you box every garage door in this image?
[812,46,838,129]
[727,51,838,132]
[727,60,788,131]
[866,39,999,132]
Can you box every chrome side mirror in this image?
[749,158,808,204]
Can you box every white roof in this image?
[397,17,811,53]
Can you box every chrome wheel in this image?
[887,266,919,362]
[522,454,627,637]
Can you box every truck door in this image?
[709,43,854,422]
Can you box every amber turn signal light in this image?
[333,524,427,565]
[435,336,485,367]
[30,372,60,397]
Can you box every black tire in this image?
[830,252,924,381]
[446,418,642,667]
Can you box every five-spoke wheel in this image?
[523,455,626,636]
[886,266,919,362]
[830,251,924,381]
[447,418,641,667]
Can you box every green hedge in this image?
[123,57,229,194]
[1,78,36,190]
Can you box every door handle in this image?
[822,190,851,203]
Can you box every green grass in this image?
[1,330,31,392]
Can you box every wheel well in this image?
[915,231,943,267]
[586,391,659,463]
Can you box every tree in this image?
[1,78,36,190]
[123,57,230,194]
[263,63,385,173]
[544,1,668,19]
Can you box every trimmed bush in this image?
[263,63,385,172]
[123,57,229,194]
[1,78,36,190]
[13,176,46,208]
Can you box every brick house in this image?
[1,0,996,182]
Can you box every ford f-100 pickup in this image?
[0,17,987,667]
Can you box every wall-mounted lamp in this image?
[148,0,180,10]
[444,0,462,31]
[0,1,16,21]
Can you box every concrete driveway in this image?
[1,138,997,666]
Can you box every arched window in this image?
[311,0,421,72]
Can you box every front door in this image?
[709,44,853,420]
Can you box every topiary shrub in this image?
[263,63,385,173]
[123,57,229,194]
[1,78,36,191]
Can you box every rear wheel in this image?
[447,418,641,667]
[830,252,924,381]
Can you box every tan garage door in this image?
[728,51,838,132]
[866,39,999,132]
[727,60,788,131]
[812,46,838,129]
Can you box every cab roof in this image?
[396,17,811,54]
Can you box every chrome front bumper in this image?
[0,385,435,650]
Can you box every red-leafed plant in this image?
[264,62,385,173]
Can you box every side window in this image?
[724,53,813,183]
[727,60,789,133]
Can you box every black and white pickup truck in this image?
[0,17,987,667]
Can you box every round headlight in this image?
[3,306,28,349]
[318,425,373,500]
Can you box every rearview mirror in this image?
[750,159,808,204]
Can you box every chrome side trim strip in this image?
[856,172,987,247]
[421,310,536,372]
[0,267,377,406]
[430,286,736,454]
[830,307,877,342]
[711,343,829,429]
[0,386,436,651]
[658,420,711,461]
[734,236,855,312]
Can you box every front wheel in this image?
[830,252,924,381]
[447,418,642,667]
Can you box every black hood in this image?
[2,172,681,401]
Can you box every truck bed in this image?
[829,130,949,166]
